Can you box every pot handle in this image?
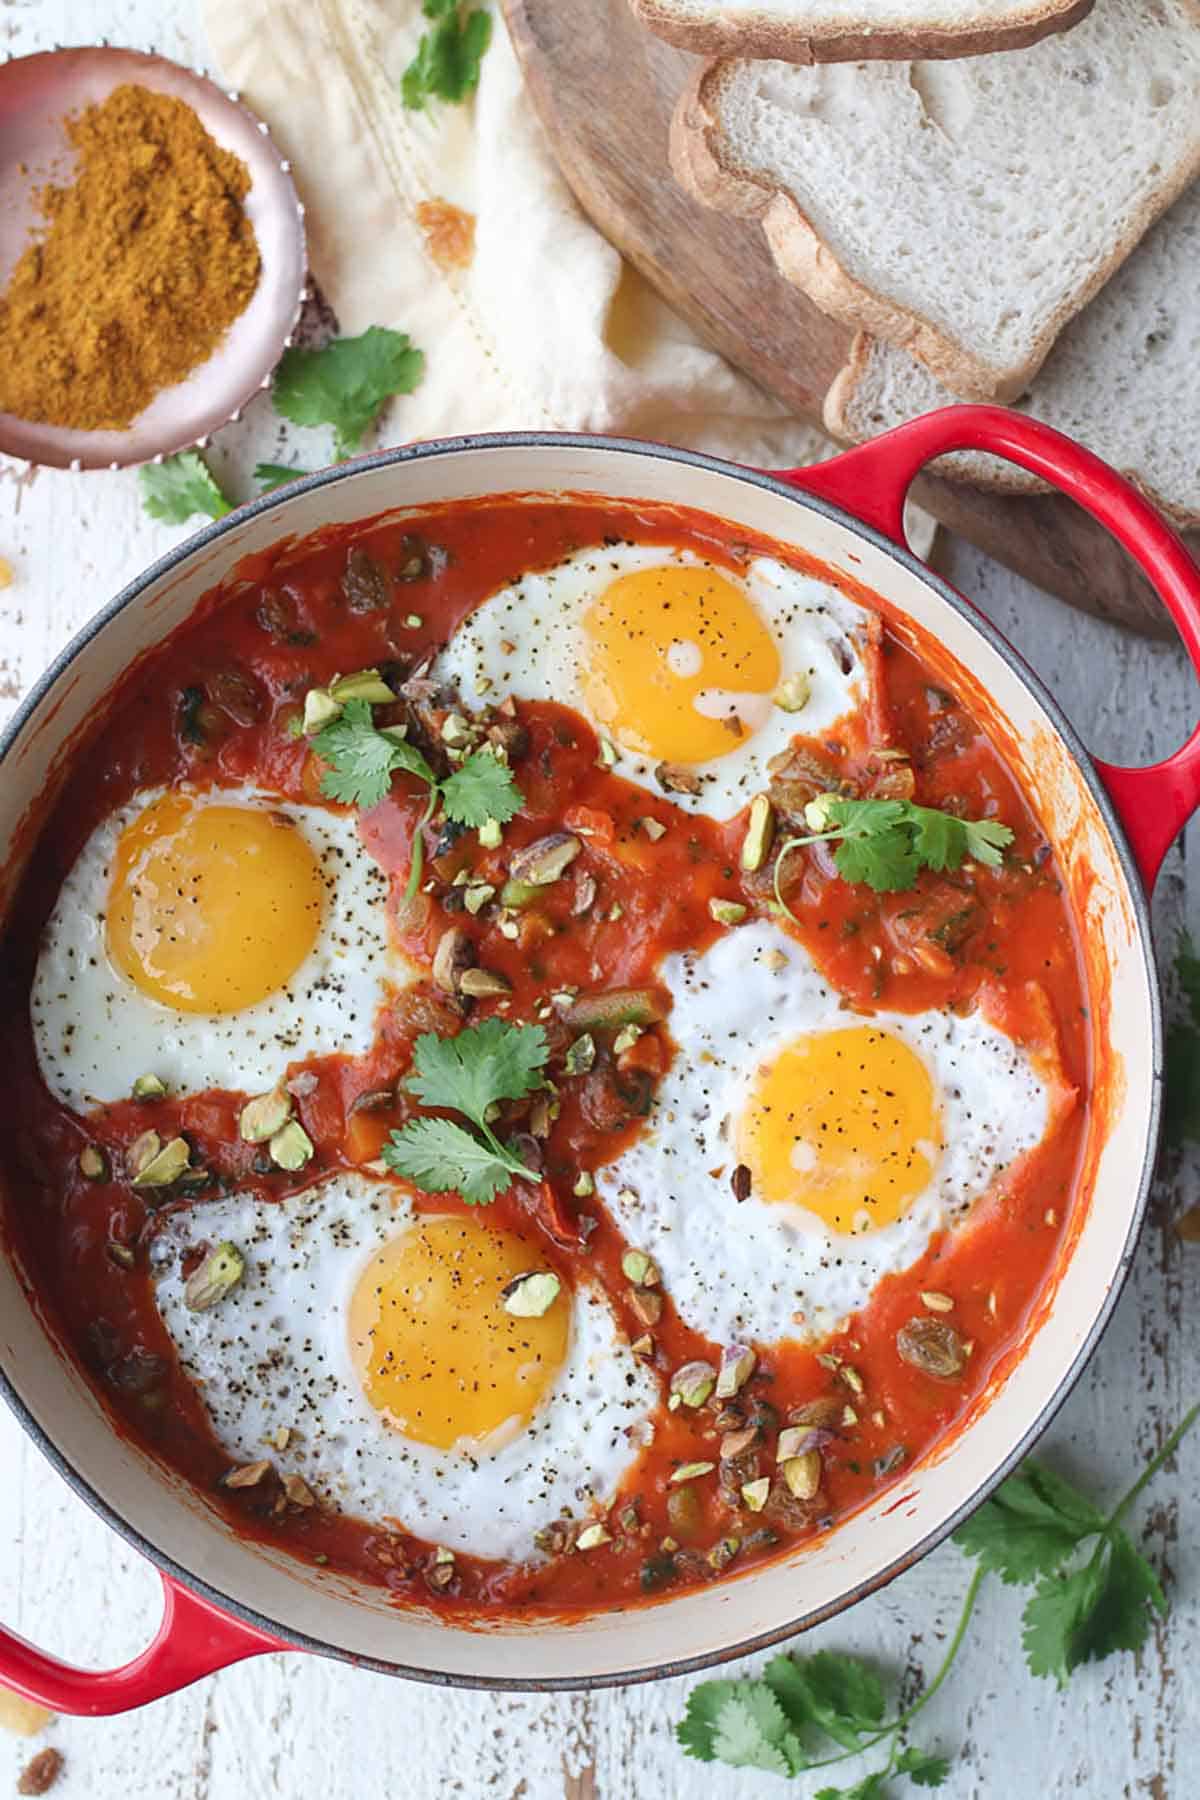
[773,405,1200,890]
[0,1574,285,1716]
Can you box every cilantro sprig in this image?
[678,1404,1198,1790]
[401,0,493,110]
[273,326,425,462]
[312,698,521,896]
[139,452,233,525]
[383,1019,548,1204]
[775,794,1014,900]
[254,461,315,494]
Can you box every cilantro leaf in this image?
[255,462,316,493]
[954,1461,1105,1584]
[765,1650,884,1751]
[677,1680,741,1763]
[709,1688,802,1777]
[1067,1532,1165,1668]
[139,452,234,525]
[440,751,523,829]
[962,818,1014,867]
[402,4,492,110]
[1021,1557,1109,1687]
[382,1116,522,1205]
[273,327,425,460]
[909,807,967,873]
[815,1773,889,1800]
[313,699,434,810]
[894,1746,952,1787]
[404,1018,548,1125]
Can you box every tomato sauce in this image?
[0,497,1090,1617]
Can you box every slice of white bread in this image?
[671,0,1200,403]
[631,0,1093,65]
[823,177,1200,527]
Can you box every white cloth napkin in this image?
[201,0,839,465]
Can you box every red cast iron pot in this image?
[1,407,1199,1710]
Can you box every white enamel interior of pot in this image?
[0,441,1156,1686]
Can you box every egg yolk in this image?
[580,564,781,764]
[106,793,324,1014]
[347,1215,569,1451]
[738,1026,942,1234]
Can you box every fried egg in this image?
[152,1174,657,1560]
[437,544,873,817]
[32,785,404,1112]
[599,920,1056,1346]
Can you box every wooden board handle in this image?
[774,406,1200,890]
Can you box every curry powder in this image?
[0,84,262,432]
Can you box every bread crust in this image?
[824,332,1200,528]
[672,56,1200,403]
[634,0,1095,63]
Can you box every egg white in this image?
[436,543,872,818]
[151,1174,658,1561]
[31,785,408,1113]
[599,920,1053,1348]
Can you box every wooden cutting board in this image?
[502,0,1192,639]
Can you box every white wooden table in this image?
[2,3,1199,1794]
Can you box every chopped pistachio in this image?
[573,1171,595,1198]
[269,1121,314,1172]
[659,1536,679,1554]
[224,1458,272,1489]
[499,877,542,909]
[432,925,475,994]
[564,1033,596,1077]
[463,882,496,915]
[719,1426,758,1460]
[608,902,624,922]
[708,1536,740,1572]
[715,1343,756,1399]
[498,912,521,940]
[774,672,812,713]
[631,1334,655,1357]
[501,1270,562,1317]
[267,1426,292,1451]
[575,1522,612,1551]
[637,816,667,842]
[804,792,840,833]
[529,1092,557,1137]
[403,612,424,629]
[709,898,748,926]
[741,1477,771,1512]
[840,1365,865,1396]
[107,1242,135,1270]
[458,967,512,998]
[780,1450,822,1501]
[282,1472,317,1508]
[619,1501,641,1533]
[621,1248,660,1288]
[78,1144,108,1181]
[329,667,395,705]
[669,1461,715,1485]
[184,1242,245,1312]
[842,1405,859,1428]
[434,1545,455,1566]
[302,686,342,736]
[627,1286,663,1328]
[612,1022,642,1056]
[920,1290,955,1313]
[741,794,775,872]
[440,712,473,747]
[239,1086,294,1144]
[508,832,582,886]
[670,1360,716,1409]
[131,1134,191,1187]
[596,736,620,769]
[132,1073,167,1101]
[478,818,503,849]
[776,1426,817,1463]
